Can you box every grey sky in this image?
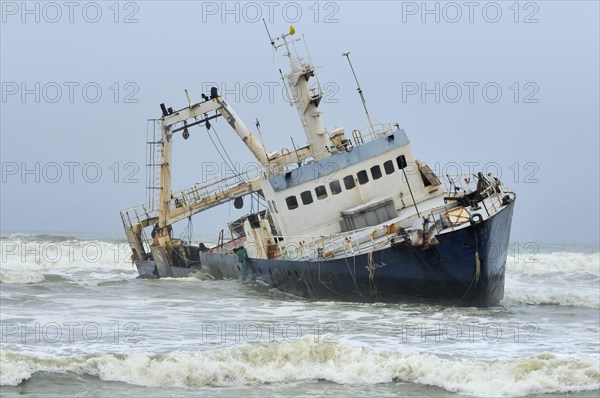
[1,1,598,245]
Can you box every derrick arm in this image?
[121,94,268,269]
[161,97,269,166]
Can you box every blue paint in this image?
[268,129,411,192]
[200,200,516,307]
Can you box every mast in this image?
[342,52,375,134]
[274,27,330,160]
[158,120,172,232]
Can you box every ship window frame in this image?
[315,185,328,200]
[357,170,369,185]
[343,175,356,190]
[300,190,314,205]
[286,196,299,210]
[384,160,395,175]
[329,180,342,195]
[396,155,408,170]
[371,165,382,180]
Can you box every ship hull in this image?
[200,201,515,307]
[136,260,202,278]
[135,201,514,307]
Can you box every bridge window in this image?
[343,175,355,190]
[286,196,298,210]
[300,190,313,205]
[384,160,395,175]
[396,155,408,170]
[371,165,382,180]
[357,170,369,185]
[329,180,342,195]
[315,185,328,200]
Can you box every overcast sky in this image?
[1,1,598,245]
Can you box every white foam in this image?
[507,251,600,277]
[2,338,598,396]
[0,270,46,284]
[504,287,600,308]
[1,239,136,284]
[505,250,600,308]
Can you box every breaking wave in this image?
[0,233,123,243]
[0,236,136,284]
[504,249,599,308]
[2,338,598,396]
[507,250,600,277]
[503,288,600,308]
[2,235,599,308]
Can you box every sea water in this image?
[1,234,598,397]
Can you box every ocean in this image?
[1,233,598,397]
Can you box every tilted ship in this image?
[120,27,515,307]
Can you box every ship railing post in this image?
[131,207,147,252]
[490,200,497,213]
[353,232,361,253]
[141,204,149,221]
[443,206,454,231]
[430,211,440,233]
[120,211,128,228]
[457,175,465,193]
[494,184,502,208]
[441,175,449,195]
[137,208,152,252]
[125,211,133,229]
[132,208,142,228]
[119,211,127,228]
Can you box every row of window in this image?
[281,156,407,211]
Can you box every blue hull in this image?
[200,201,515,307]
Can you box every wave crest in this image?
[2,339,598,396]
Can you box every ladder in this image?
[146,119,162,211]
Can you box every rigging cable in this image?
[206,124,266,209]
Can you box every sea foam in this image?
[2,338,598,396]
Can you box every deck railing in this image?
[256,173,513,261]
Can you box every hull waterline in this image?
[137,200,514,307]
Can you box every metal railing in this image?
[121,169,263,230]
[258,173,513,261]
[168,171,262,210]
[351,122,401,146]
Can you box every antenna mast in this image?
[266,26,330,160]
[262,19,275,48]
[342,52,375,134]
